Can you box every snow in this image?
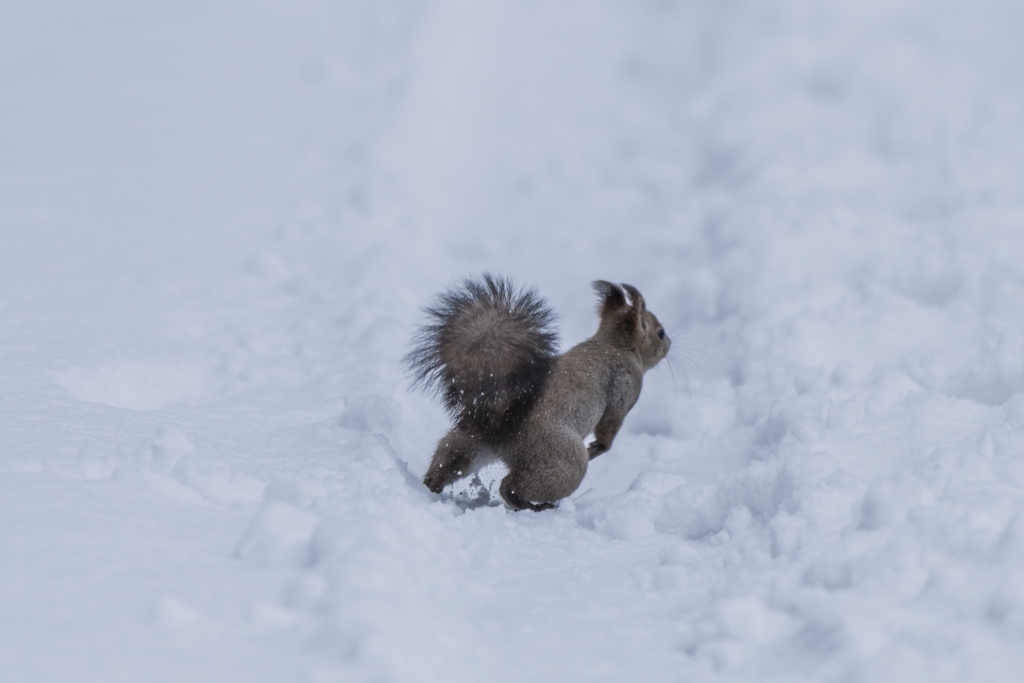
[2,0,1024,681]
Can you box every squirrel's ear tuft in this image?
[593,280,627,316]
[621,284,646,316]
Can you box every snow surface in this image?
[3,0,1024,681]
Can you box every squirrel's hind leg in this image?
[423,428,483,494]
[498,429,587,511]
[498,478,557,512]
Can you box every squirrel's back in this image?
[405,274,558,442]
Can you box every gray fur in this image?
[410,276,671,511]
[405,274,558,442]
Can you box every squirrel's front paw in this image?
[587,442,608,460]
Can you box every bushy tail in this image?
[406,274,558,441]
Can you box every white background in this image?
[2,1,1024,681]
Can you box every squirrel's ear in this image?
[621,284,645,316]
[593,280,627,316]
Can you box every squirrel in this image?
[406,274,671,511]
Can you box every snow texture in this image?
[2,0,1024,681]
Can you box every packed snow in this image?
[3,0,1024,681]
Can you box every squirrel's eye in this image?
[657,329,665,339]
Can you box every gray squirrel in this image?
[406,275,671,511]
